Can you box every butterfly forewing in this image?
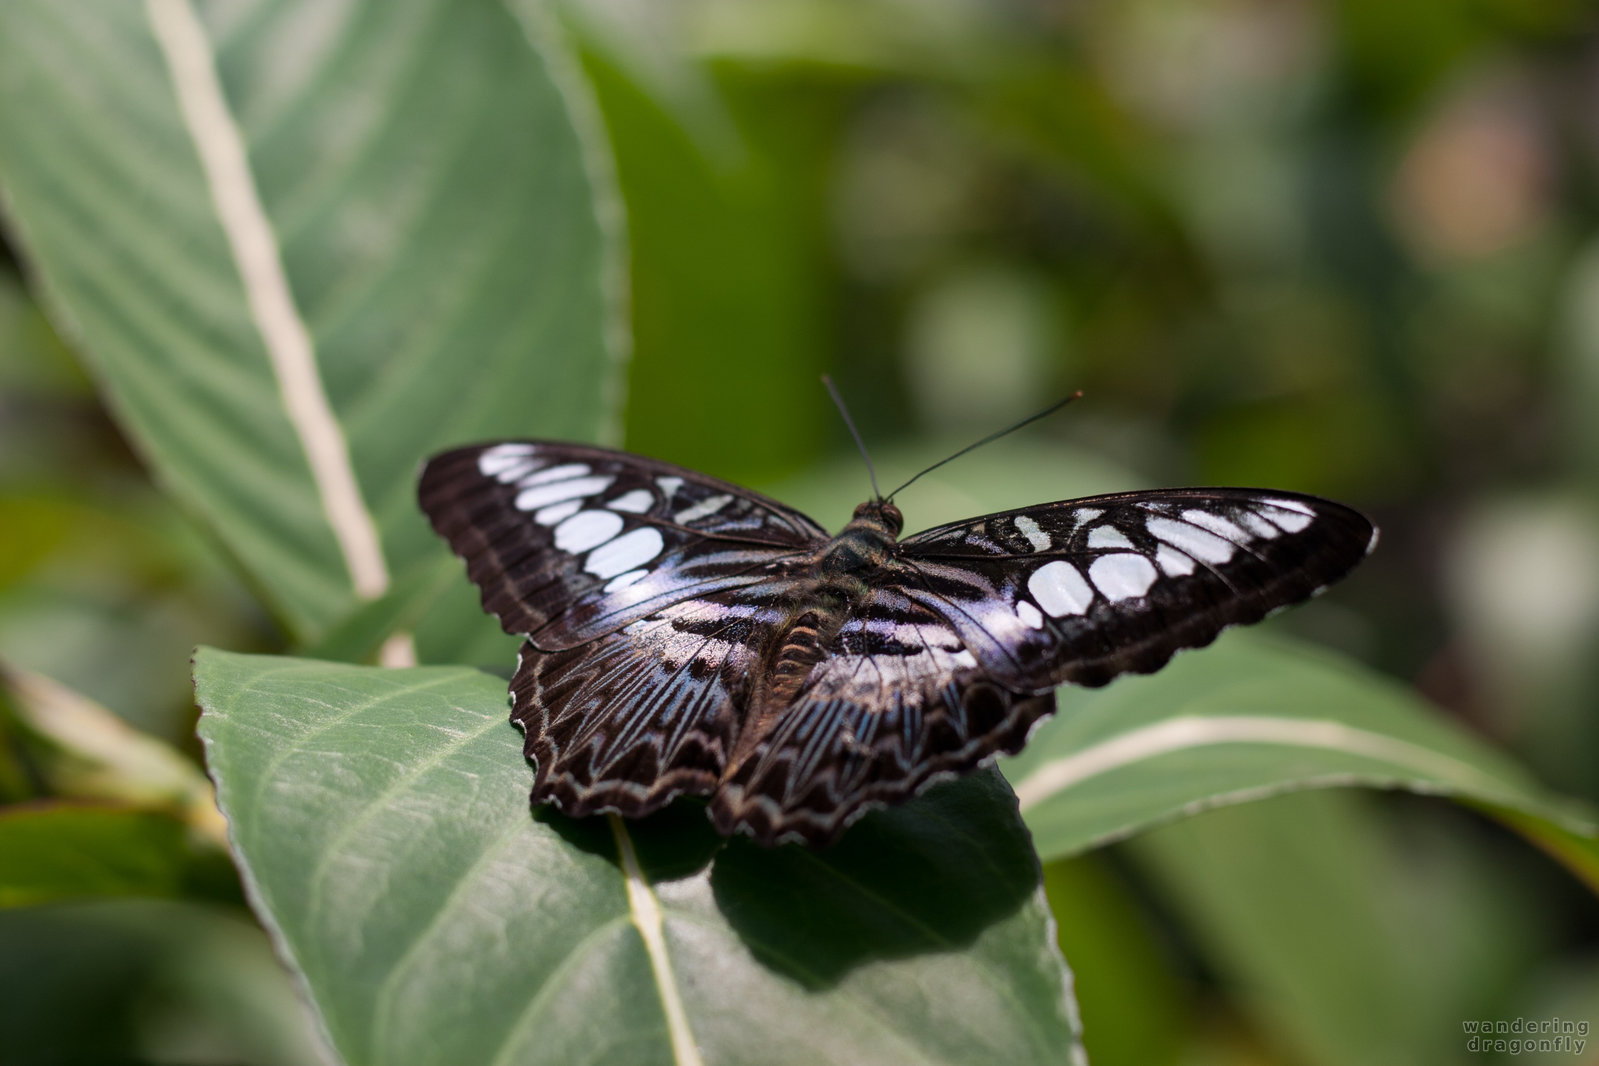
[419,441,827,648]
[898,489,1376,690]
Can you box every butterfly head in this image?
[852,499,903,538]
[820,499,905,577]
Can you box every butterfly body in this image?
[814,500,904,577]
[420,440,1375,846]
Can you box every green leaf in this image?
[194,648,1084,1066]
[0,0,625,652]
[1129,790,1552,1066]
[1002,631,1599,889]
[0,803,233,907]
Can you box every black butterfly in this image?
[419,440,1375,847]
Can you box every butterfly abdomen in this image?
[764,610,832,708]
[736,504,908,757]
[727,605,843,772]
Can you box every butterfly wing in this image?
[423,445,1377,845]
[897,488,1377,690]
[512,591,792,817]
[419,441,829,649]
[709,586,1053,846]
[706,489,1375,845]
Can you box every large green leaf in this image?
[1129,789,1553,1066]
[194,648,1084,1066]
[0,0,624,655]
[1002,631,1599,890]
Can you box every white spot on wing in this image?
[607,489,654,514]
[554,510,624,553]
[1087,525,1134,550]
[519,462,590,487]
[604,569,650,592]
[1237,511,1282,540]
[1016,600,1045,629]
[478,443,535,478]
[1146,516,1235,564]
[674,494,733,524]
[534,499,582,526]
[1181,509,1248,542]
[1013,515,1051,552]
[1074,508,1103,523]
[493,459,538,483]
[1029,560,1094,617]
[1155,545,1196,576]
[1090,553,1158,601]
[1262,503,1314,533]
[656,476,684,499]
[515,475,613,512]
[585,527,665,579]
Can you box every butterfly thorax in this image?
[733,500,908,757]
[760,502,902,696]
[814,499,903,580]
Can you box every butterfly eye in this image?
[849,500,903,535]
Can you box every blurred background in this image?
[3,0,1597,1063]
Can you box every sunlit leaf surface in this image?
[1003,632,1599,881]
[0,0,622,656]
[195,648,1084,1066]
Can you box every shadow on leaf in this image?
[708,767,1040,988]
[533,766,1040,988]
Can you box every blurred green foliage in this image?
[3,0,1598,1063]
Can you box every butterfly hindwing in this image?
[709,588,1053,846]
[419,441,828,648]
[897,489,1376,690]
[511,592,786,818]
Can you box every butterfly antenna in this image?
[823,375,882,500]
[887,391,1084,500]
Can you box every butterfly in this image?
[419,439,1376,847]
